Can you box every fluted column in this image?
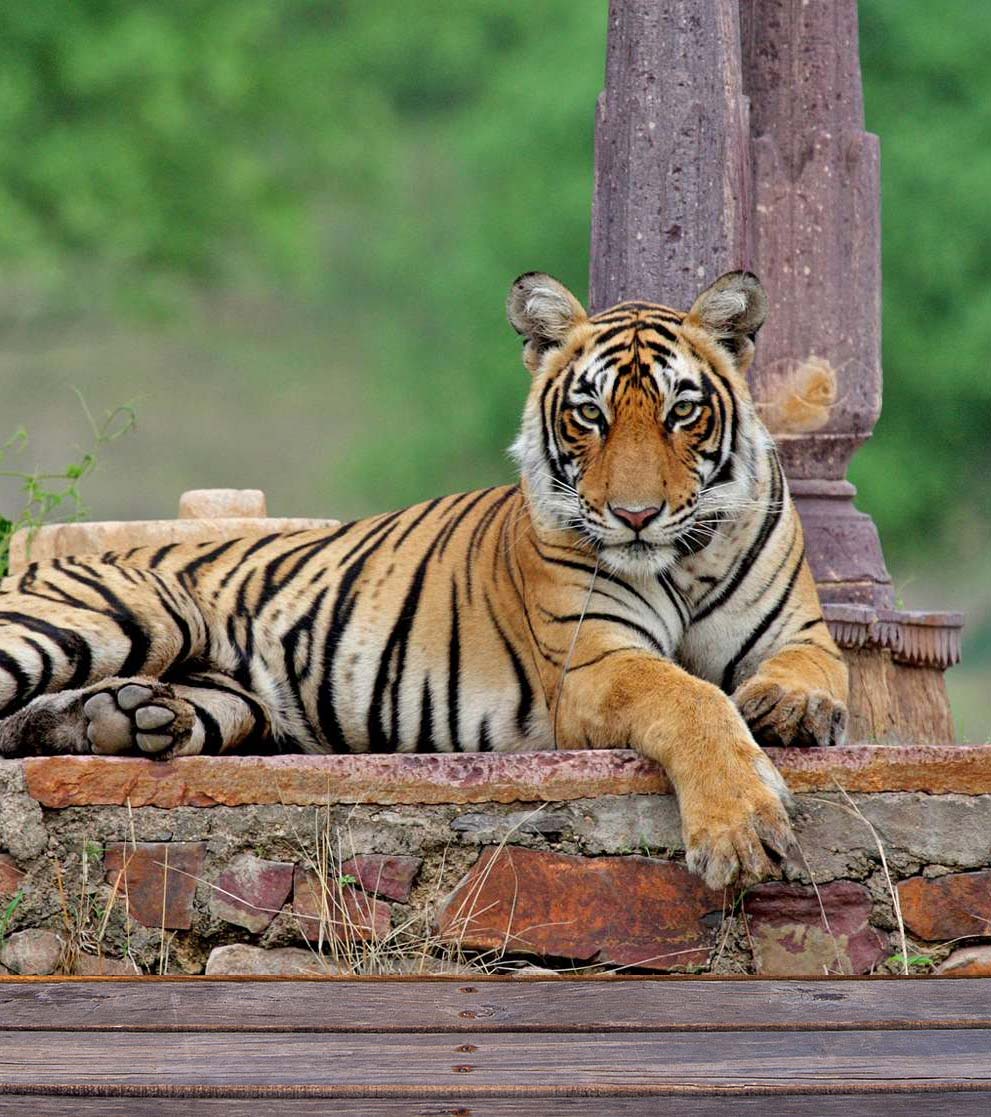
[741,0,891,606]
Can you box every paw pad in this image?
[83,683,188,756]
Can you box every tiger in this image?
[0,269,847,889]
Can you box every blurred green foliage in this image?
[854,0,991,556]
[0,0,987,567]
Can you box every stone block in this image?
[0,929,63,975]
[72,953,141,976]
[205,944,338,976]
[104,842,206,930]
[340,855,422,902]
[435,847,722,971]
[0,853,25,896]
[783,793,991,881]
[8,516,339,574]
[937,945,991,977]
[744,881,888,976]
[178,489,267,519]
[209,854,294,932]
[898,870,991,941]
[22,746,991,811]
[292,867,391,944]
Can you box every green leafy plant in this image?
[0,889,25,948]
[0,393,135,577]
[888,951,936,971]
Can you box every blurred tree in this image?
[855,0,991,560]
[0,0,987,569]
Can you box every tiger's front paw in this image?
[682,747,795,891]
[734,676,847,749]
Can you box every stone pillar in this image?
[589,0,962,743]
[589,0,751,313]
[740,0,888,607]
[740,0,961,742]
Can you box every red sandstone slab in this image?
[104,842,206,930]
[20,744,991,809]
[898,871,991,941]
[436,847,721,971]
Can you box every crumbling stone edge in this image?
[0,748,989,979]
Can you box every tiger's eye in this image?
[578,403,602,423]
[671,400,697,420]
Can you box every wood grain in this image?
[0,1028,988,1091]
[1,978,990,1033]
[3,1093,991,1116]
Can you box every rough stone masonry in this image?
[1,747,990,978]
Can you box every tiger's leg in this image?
[0,558,214,756]
[555,645,794,891]
[0,671,271,758]
[0,559,209,719]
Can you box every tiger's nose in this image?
[610,504,662,531]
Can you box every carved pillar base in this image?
[826,605,963,745]
[790,480,892,608]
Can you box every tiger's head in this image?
[508,270,771,578]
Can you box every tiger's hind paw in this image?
[734,677,847,749]
[83,681,203,758]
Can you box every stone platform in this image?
[1,746,990,980]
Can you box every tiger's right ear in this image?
[507,272,588,374]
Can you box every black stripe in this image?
[485,596,533,737]
[22,636,53,702]
[721,554,805,693]
[317,518,402,750]
[337,512,401,567]
[179,672,270,736]
[191,703,224,754]
[367,525,449,752]
[0,612,93,689]
[280,588,329,741]
[540,611,669,656]
[215,533,283,590]
[0,650,30,714]
[435,491,485,561]
[590,323,636,347]
[693,449,784,622]
[57,565,152,676]
[538,377,568,486]
[466,487,519,603]
[478,716,492,752]
[416,677,434,753]
[393,498,444,550]
[149,543,180,569]
[147,572,197,666]
[180,539,241,580]
[447,582,461,751]
[255,535,344,609]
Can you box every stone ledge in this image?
[19,744,991,809]
[8,516,340,573]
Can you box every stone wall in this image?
[1,747,990,979]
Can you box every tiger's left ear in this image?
[507,272,588,374]
[686,271,768,373]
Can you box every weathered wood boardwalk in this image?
[0,976,989,1113]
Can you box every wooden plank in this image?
[0,1029,988,1092]
[1,978,990,1033]
[3,1094,991,1116]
